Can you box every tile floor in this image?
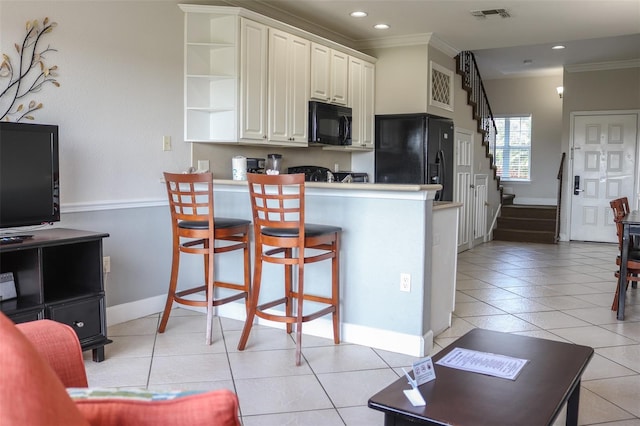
[84,241,640,425]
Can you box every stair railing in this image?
[555,152,566,242]
[455,51,499,191]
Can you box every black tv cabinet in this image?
[0,228,112,362]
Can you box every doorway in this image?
[454,128,473,252]
[569,112,639,243]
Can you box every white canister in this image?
[232,156,247,181]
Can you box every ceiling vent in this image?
[470,9,511,18]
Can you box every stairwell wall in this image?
[482,75,564,206]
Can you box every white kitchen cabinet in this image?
[268,28,310,146]
[310,43,348,105]
[181,5,374,146]
[349,57,375,149]
[182,8,239,142]
[239,19,268,142]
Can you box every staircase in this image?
[455,51,500,194]
[493,204,558,244]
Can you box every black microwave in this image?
[309,101,352,146]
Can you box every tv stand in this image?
[0,228,111,362]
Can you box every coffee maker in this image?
[246,157,265,173]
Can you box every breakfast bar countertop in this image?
[214,179,443,193]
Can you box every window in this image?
[494,115,531,181]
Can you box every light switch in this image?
[163,136,172,151]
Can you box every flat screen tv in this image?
[0,122,60,229]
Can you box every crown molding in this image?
[565,58,640,73]
[355,32,459,57]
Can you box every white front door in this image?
[454,128,473,252]
[570,113,638,242]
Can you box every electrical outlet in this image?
[162,136,172,151]
[400,273,411,292]
[103,256,111,274]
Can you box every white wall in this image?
[1,1,193,310]
[1,1,190,204]
[483,75,564,205]
[558,66,640,241]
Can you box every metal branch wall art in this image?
[0,17,60,122]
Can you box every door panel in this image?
[570,113,638,242]
[454,129,473,252]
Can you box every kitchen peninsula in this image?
[212,179,460,357]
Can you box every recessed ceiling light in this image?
[350,11,367,18]
[552,45,566,50]
[374,23,389,30]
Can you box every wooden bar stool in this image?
[237,173,341,366]
[158,172,251,344]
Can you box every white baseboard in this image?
[106,295,166,326]
[106,297,433,357]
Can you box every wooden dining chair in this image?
[158,172,251,344]
[610,197,639,311]
[237,173,341,366]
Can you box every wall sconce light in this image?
[556,86,564,98]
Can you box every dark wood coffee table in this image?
[368,329,593,426]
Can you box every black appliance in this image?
[0,122,60,229]
[374,113,453,201]
[246,157,265,173]
[287,166,368,183]
[308,101,352,146]
[288,165,332,182]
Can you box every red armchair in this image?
[0,312,241,426]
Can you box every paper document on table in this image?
[436,347,528,380]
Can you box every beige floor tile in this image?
[601,321,640,341]
[596,345,640,373]
[108,316,159,336]
[235,375,333,416]
[146,380,235,393]
[339,405,386,426]
[228,348,312,379]
[582,354,637,381]
[148,353,232,385]
[564,307,626,325]
[242,409,344,426]
[304,344,389,373]
[84,356,151,388]
[463,314,540,332]
[583,375,640,417]
[487,297,555,314]
[578,387,637,424]
[99,334,155,358]
[454,301,506,317]
[514,311,591,329]
[153,329,227,356]
[532,295,598,310]
[317,369,399,407]
[224,327,297,353]
[506,286,565,298]
[373,347,421,368]
[460,288,522,302]
[552,326,637,348]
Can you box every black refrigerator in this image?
[374,113,454,201]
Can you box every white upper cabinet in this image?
[268,29,310,146]
[239,19,268,142]
[310,42,348,105]
[183,10,239,142]
[180,5,374,146]
[349,57,375,149]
